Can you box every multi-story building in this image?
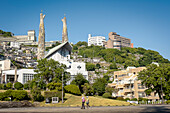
[108,66,160,101]
[88,34,106,47]
[105,32,132,50]
[14,30,36,44]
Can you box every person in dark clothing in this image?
[81,95,85,109]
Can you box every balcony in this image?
[124,88,134,93]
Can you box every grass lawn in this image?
[38,93,131,107]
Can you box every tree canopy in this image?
[34,58,70,85]
[138,63,170,100]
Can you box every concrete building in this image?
[10,42,20,48]
[45,42,88,85]
[108,66,160,101]
[88,34,106,47]
[14,30,36,44]
[0,59,11,71]
[2,69,36,84]
[105,32,132,50]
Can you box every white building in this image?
[14,30,36,44]
[10,42,20,48]
[2,69,36,84]
[88,34,106,46]
[45,42,88,84]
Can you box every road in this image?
[0,105,169,113]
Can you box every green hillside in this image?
[0,29,13,37]
[72,41,169,68]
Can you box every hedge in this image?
[102,93,112,98]
[44,90,63,100]
[64,85,81,96]
[0,90,29,101]
[116,97,124,101]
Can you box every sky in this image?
[0,0,170,60]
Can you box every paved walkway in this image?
[0,105,169,113]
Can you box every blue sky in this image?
[0,0,170,60]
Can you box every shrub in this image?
[24,83,29,90]
[138,97,148,101]
[11,90,29,101]
[4,90,13,97]
[14,82,23,90]
[64,85,81,96]
[47,82,62,91]
[131,98,137,101]
[124,98,130,101]
[6,82,13,89]
[0,84,3,89]
[0,92,5,100]
[4,98,10,101]
[31,87,44,102]
[2,84,7,90]
[102,93,112,98]
[116,97,124,101]
[44,90,63,100]
[166,100,170,104]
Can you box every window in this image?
[77,65,81,70]
[0,64,2,67]
[115,75,117,79]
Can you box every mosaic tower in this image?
[37,11,45,60]
[62,15,68,43]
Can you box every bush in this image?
[44,90,63,100]
[4,90,13,97]
[138,97,148,101]
[6,82,13,89]
[31,87,44,102]
[102,93,112,98]
[14,82,23,90]
[24,83,29,90]
[2,84,7,90]
[124,98,130,101]
[64,85,81,96]
[116,97,124,101]
[131,98,137,101]
[0,84,4,89]
[166,100,170,104]
[11,90,28,101]
[47,82,62,91]
[4,98,10,101]
[0,92,5,100]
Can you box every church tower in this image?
[37,11,45,60]
[62,15,68,43]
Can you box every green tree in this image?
[109,62,117,69]
[92,78,107,96]
[72,73,88,92]
[82,83,94,96]
[86,63,95,71]
[138,63,170,100]
[34,58,70,85]
[96,63,101,69]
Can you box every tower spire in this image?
[37,11,45,60]
[62,14,68,43]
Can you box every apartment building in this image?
[105,32,132,50]
[88,34,106,47]
[108,67,160,101]
[14,30,36,44]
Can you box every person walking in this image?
[81,95,85,109]
[86,96,90,108]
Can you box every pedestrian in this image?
[86,96,90,108]
[81,95,85,109]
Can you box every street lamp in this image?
[160,77,164,104]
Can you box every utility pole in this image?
[160,77,164,104]
[62,71,64,103]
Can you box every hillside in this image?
[72,41,169,68]
[0,29,13,37]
